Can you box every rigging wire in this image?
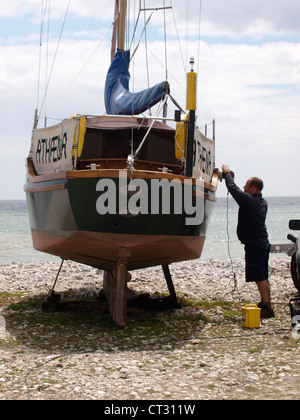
[143,0,150,90]
[126,0,130,50]
[131,0,137,99]
[185,0,190,66]
[143,0,151,115]
[197,0,202,76]
[127,3,185,93]
[129,2,142,51]
[128,28,185,93]
[130,10,153,63]
[170,0,186,75]
[134,94,169,158]
[38,0,202,122]
[163,0,168,82]
[36,0,46,112]
[44,0,51,125]
[39,0,71,121]
[39,16,118,118]
[226,192,242,305]
[196,0,205,128]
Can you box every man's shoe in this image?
[258,302,275,319]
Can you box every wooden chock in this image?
[103,249,131,328]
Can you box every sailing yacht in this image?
[25,0,219,326]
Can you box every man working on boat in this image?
[221,164,275,319]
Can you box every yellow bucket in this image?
[241,304,261,328]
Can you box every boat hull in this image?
[25,167,216,271]
[29,228,207,271]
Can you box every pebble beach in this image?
[0,256,300,400]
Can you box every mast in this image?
[111,0,127,61]
[118,0,127,51]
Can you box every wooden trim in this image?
[26,157,219,193]
[66,168,219,193]
[66,168,185,181]
[76,158,184,174]
[24,179,216,201]
[204,192,217,202]
[24,183,66,193]
[26,158,67,183]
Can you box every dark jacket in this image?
[224,173,269,245]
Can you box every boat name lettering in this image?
[36,133,68,165]
[194,139,212,176]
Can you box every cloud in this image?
[3,0,300,38]
[0,0,300,199]
[0,0,115,21]
[169,0,300,38]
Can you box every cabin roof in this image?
[86,115,174,132]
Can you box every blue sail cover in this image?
[105,50,169,115]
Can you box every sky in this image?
[0,0,300,199]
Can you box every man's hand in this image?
[222,164,235,181]
[222,164,230,174]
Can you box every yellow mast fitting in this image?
[186,57,197,111]
[185,57,197,177]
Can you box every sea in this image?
[0,197,299,265]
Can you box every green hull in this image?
[26,175,215,270]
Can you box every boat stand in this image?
[42,259,65,311]
[103,249,132,328]
[162,264,181,308]
[42,256,181,328]
[103,258,182,327]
